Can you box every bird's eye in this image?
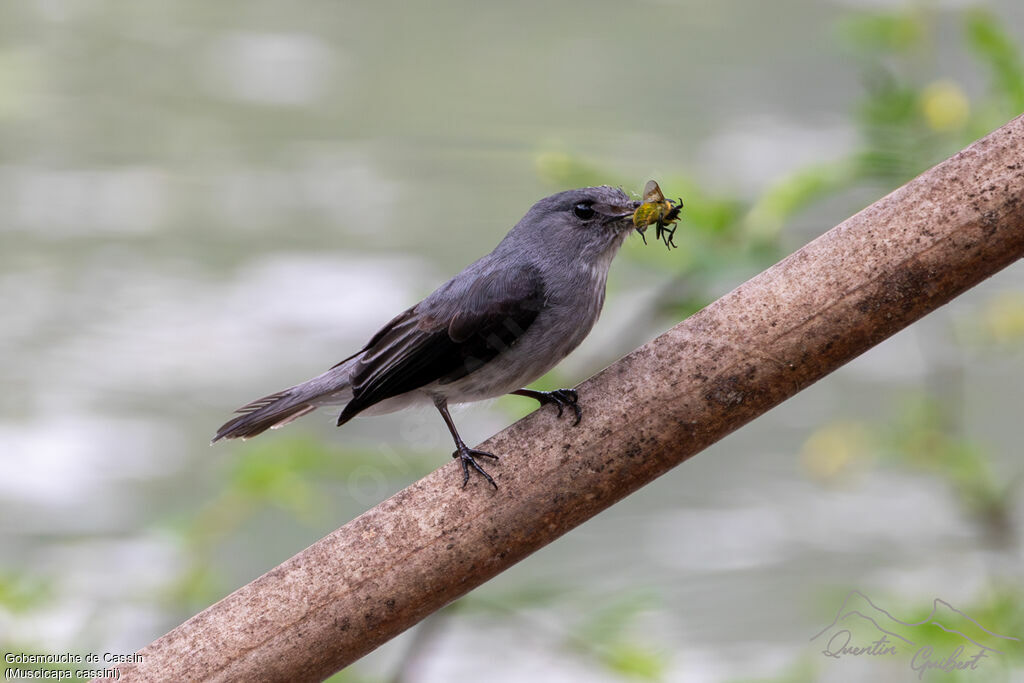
[573,202,595,220]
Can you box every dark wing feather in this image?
[336,264,545,425]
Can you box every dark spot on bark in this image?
[854,264,931,315]
[980,210,999,235]
[676,420,698,439]
[706,375,746,406]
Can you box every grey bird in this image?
[213,185,643,488]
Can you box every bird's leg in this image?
[510,388,582,426]
[434,399,498,489]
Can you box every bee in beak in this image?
[632,180,684,249]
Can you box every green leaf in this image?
[837,11,926,55]
[0,570,51,612]
[601,642,666,680]
[745,160,858,241]
[965,8,1024,114]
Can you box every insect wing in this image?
[642,180,665,204]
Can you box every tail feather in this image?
[212,360,358,442]
[212,389,317,442]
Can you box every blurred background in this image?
[1,0,1023,681]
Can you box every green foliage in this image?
[837,11,927,55]
[972,584,1024,658]
[745,160,857,242]
[878,396,1016,534]
[843,8,1024,184]
[965,8,1024,117]
[803,585,1024,683]
[956,292,1024,350]
[802,393,1017,541]
[855,72,954,184]
[869,586,1024,682]
[162,435,430,607]
[571,592,668,680]
[226,437,329,517]
[323,667,384,683]
[599,643,666,680]
[800,420,874,483]
[0,570,51,613]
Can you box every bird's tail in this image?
[212,360,357,442]
[211,388,318,441]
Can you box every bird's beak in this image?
[607,200,643,226]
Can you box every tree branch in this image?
[99,114,1024,683]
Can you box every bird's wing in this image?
[336,263,546,425]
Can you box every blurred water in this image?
[1,1,1022,681]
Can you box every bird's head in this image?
[501,186,643,267]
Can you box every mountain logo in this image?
[810,589,1019,679]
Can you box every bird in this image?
[213,185,644,488]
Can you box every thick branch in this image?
[100,115,1024,682]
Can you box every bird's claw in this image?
[541,389,582,426]
[510,387,583,426]
[452,446,499,489]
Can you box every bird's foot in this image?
[452,445,499,489]
[514,388,582,426]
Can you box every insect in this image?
[632,180,683,249]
